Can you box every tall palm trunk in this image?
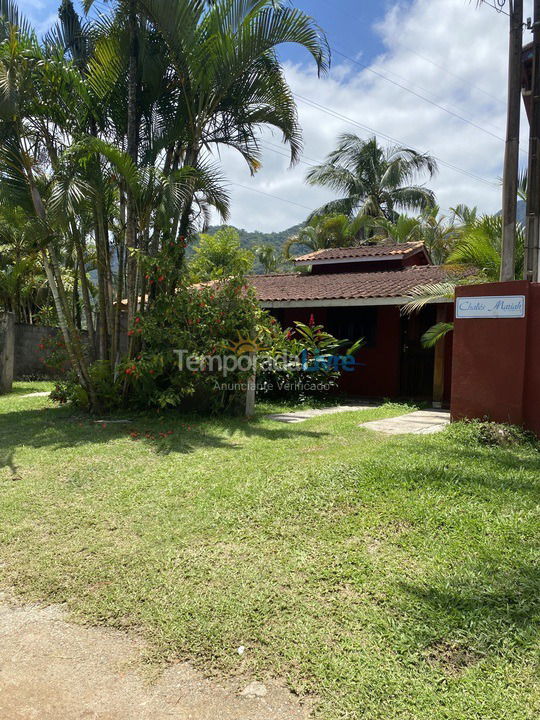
[30,185,98,409]
[125,0,140,352]
[70,219,96,358]
[94,201,111,362]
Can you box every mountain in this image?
[191,223,305,273]
[498,200,526,225]
[203,223,303,252]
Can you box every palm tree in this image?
[369,215,423,244]
[403,213,525,347]
[255,245,280,274]
[284,213,369,258]
[306,134,437,221]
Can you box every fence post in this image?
[0,312,15,394]
[245,352,256,417]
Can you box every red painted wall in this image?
[341,306,401,397]
[280,305,401,398]
[524,284,540,436]
[451,281,540,435]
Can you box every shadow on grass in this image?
[0,403,329,470]
[400,558,540,658]
[386,432,540,499]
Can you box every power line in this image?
[293,93,500,188]
[331,47,526,155]
[229,182,313,212]
[259,140,319,168]
[261,124,497,190]
[480,0,510,17]
[363,58,507,135]
[317,0,510,110]
[399,44,507,109]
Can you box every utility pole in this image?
[501,0,523,282]
[525,0,540,282]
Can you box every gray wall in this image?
[14,324,88,380]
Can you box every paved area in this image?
[267,403,378,424]
[0,596,310,720]
[360,409,450,435]
[21,391,50,398]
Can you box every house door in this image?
[400,307,436,399]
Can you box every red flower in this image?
[309,313,316,328]
[158,276,165,283]
[135,317,141,324]
[149,370,155,375]
[128,330,134,337]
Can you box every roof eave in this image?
[260,296,451,309]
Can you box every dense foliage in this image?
[257,319,365,401]
[0,0,329,410]
[189,227,254,281]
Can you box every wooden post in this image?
[525,0,540,282]
[501,0,523,282]
[245,352,256,417]
[0,313,15,395]
[432,306,446,409]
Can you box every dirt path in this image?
[0,595,310,720]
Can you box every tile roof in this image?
[249,265,454,303]
[293,242,427,263]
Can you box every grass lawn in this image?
[1,382,540,719]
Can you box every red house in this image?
[249,242,455,405]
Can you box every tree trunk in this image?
[24,156,98,409]
[70,219,97,359]
[125,0,140,352]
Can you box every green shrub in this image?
[447,420,539,449]
[53,275,268,413]
[257,319,364,401]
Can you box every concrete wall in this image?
[14,324,87,379]
[0,313,15,393]
[451,280,540,436]
[14,323,67,379]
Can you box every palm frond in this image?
[402,281,457,315]
[421,321,454,348]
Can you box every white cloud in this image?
[213,0,531,232]
[20,0,57,37]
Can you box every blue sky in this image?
[20,0,529,232]
[24,0,395,62]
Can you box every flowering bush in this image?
[125,275,267,411]
[37,333,70,376]
[51,272,364,412]
[54,274,269,412]
[257,319,364,401]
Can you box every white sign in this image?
[456,295,526,319]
